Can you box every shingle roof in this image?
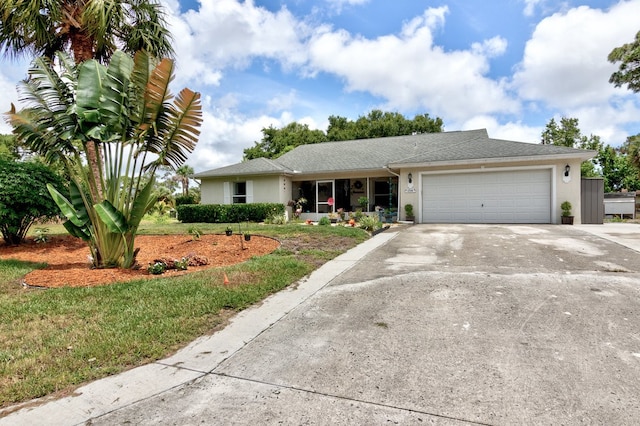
[275,129,490,172]
[193,157,291,178]
[390,136,593,166]
[194,129,595,178]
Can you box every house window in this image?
[233,182,247,204]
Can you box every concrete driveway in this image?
[4,224,640,425]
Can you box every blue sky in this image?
[1,0,639,173]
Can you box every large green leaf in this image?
[63,220,91,241]
[101,51,134,131]
[68,180,90,224]
[94,200,128,234]
[128,176,156,230]
[47,184,87,228]
[76,60,106,123]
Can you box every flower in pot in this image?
[561,201,574,225]
[225,226,233,236]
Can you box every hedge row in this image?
[176,203,285,223]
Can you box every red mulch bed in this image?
[0,234,279,288]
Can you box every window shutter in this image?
[223,182,231,204]
[246,180,254,203]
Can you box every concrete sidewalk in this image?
[0,231,399,426]
[574,222,640,253]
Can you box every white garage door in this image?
[422,169,551,223]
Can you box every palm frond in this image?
[148,88,202,170]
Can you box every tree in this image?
[0,134,19,161]
[175,164,195,196]
[541,117,602,176]
[0,0,175,204]
[0,159,65,245]
[244,123,328,160]
[245,110,444,159]
[608,30,640,93]
[597,145,640,192]
[621,133,640,169]
[327,110,443,141]
[0,0,173,64]
[6,50,202,268]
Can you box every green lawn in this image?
[1,221,368,408]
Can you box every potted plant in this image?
[404,204,415,222]
[358,196,369,212]
[561,201,574,225]
[225,226,233,236]
[244,233,251,241]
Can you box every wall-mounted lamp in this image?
[564,165,570,177]
[408,172,413,184]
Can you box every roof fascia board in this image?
[195,170,292,179]
[389,151,595,168]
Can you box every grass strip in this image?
[0,223,367,407]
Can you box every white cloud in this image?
[461,115,542,143]
[522,0,544,17]
[186,99,306,172]
[325,0,370,14]
[562,101,640,145]
[179,0,308,71]
[513,1,640,109]
[266,90,298,113]
[306,7,519,123]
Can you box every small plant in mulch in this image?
[147,262,167,275]
[174,257,189,270]
[33,227,50,244]
[148,255,210,275]
[187,226,202,241]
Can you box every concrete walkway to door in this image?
[3,224,640,425]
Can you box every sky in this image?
[1,0,639,174]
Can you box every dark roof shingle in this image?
[194,129,594,177]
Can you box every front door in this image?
[316,180,335,213]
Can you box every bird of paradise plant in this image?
[7,50,202,268]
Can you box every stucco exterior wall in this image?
[199,175,287,205]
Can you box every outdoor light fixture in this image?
[564,165,570,177]
[408,173,413,184]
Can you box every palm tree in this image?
[1,0,174,201]
[7,50,202,268]
[175,165,195,196]
[0,0,173,63]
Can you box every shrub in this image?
[404,204,414,217]
[358,215,382,233]
[175,195,197,206]
[0,160,65,245]
[264,213,287,225]
[177,203,285,223]
[358,196,369,211]
[318,216,331,226]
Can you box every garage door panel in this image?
[422,169,551,224]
